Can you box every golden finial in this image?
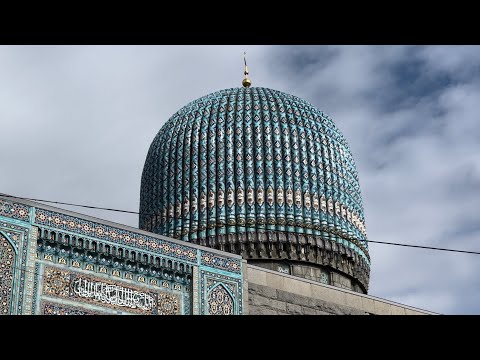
[242,52,252,88]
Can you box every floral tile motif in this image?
[200,270,243,315]
[207,285,233,315]
[42,301,101,315]
[200,251,241,274]
[0,199,30,222]
[34,209,198,263]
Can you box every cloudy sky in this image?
[1,45,479,314]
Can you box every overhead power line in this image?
[1,193,479,256]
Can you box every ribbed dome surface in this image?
[140,87,369,262]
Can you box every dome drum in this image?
[189,230,370,292]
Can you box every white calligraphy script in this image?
[72,278,156,311]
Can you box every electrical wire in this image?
[1,193,480,256]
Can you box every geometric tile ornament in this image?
[34,207,199,264]
[42,301,101,315]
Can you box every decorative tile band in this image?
[42,301,102,315]
[22,226,38,314]
[31,263,40,315]
[0,199,30,222]
[147,194,367,238]
[200,250,241,274]
[35,208,198,263]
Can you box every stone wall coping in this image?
[247,264,439,315]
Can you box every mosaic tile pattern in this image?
[42,301,100,315]
[200,270,243,315]
[183,289,191,315]
[34,209,198,263]
[207,285,234,315]
[200,251,241,274]
[0,199,30,222]
[31,263,40,315]
[18,229,28,314]
[0,222,30,314]
[22,227,38,314]
[0,234,15,314]
[157,293,179,315]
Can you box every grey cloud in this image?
[1,45,479,314]
[264,45,480,314]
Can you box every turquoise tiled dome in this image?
[139,87,369,263]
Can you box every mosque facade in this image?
[0,195,244,315]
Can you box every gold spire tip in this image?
[242,52,252,88]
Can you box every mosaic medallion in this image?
[158,293,179,315]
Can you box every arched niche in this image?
[207,283,234,315]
